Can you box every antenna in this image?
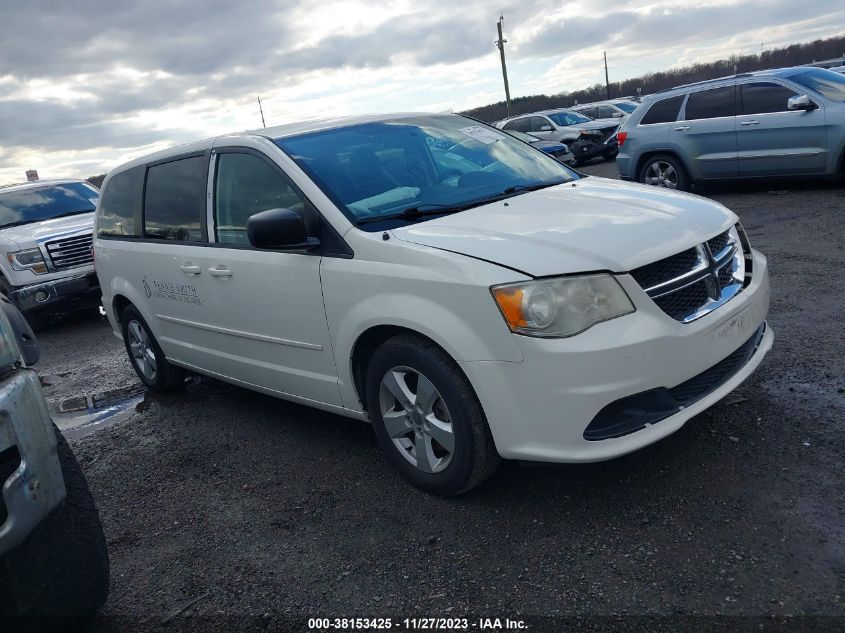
[257,96,266,128]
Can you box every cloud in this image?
[0,0,841,182]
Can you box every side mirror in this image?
[612,112,624,118]
[246,208,319,251]
[788,94,816,111]
[540,125,553,132]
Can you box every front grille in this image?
[653,279,710,321]
[629,229,745,323]
[630,247,699,289]
[45,233,93,271]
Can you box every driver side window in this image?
[214,152,310,245]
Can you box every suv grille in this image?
[45,233,94,271]
[630,228,745,323]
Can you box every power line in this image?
[257,96,266,128]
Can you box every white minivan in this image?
[94,113,773,495]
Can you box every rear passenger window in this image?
[503,119,529,133]
[741,82,798,114]
[639,95,684,125]
[214,153,310,245]
[684,86,736,120]
[97,166,143,237]
[143,156,207,242]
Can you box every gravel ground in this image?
[35,162,845,632]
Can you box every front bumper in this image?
[10,272,100,314]
[0,369,66,557]
[461,248,772,463]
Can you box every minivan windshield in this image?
[0,182,99,229]
[547,111,592,126]
[788,68,845,101]
[276,115,575,228]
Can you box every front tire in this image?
[120,304,184,391]
[365,334,500,495]
[638,154,690,191]
[0,424,109,628]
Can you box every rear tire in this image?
[120,304,184,391]
[638,153,690,191]
[365,334,500,495]
[0,424,109,629]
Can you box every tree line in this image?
[463,35,845,123]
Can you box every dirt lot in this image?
[36,162,845,631]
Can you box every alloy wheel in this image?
[644,161,678,188]
[127,319,157,381]
[378,366,454,473]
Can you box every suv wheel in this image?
[639,154,690,191]
[0,424,109,627]
[120,305,184,391]
[365,334,500,495]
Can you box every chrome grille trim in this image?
[630,228,746,323]
[44,232,94,271]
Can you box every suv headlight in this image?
[491,274,635,338]
[7,248,48,274]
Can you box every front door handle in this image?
[208,265,233,278]
[180,263,201,275]
[739,120,760,126]
[673,126,690,131]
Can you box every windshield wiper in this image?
[356,203,467,225]
[355,179,567,226]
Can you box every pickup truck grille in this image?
[630,228,745,323]
[45,233,94,271]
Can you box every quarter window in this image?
[684,86,736,120]
[639,95,684,125]
[214,153,310,245]
[98,166,143,237]
[143,155,207,242]
[740,82,798,114]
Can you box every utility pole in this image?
[495,15,512,117]
[604,51,610,100]
[257,96,266,128]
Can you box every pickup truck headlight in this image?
[7,248,48,274]
[491,274,635,338]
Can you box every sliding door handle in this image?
[208,266,233,278]
[180,264,201,275]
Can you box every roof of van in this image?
[108,112,444,175]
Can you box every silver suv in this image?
[616,67,845,190]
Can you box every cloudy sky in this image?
[1,0,842,184]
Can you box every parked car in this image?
[94,113,772,495]
[503,129,575,164]
[571,100,640,121]
[831,65,845,75]
[495,110,619,165]
[0,180,101,329]
[616,67,845,190]
[0,293,109,625]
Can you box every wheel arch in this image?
[635,149,694,183]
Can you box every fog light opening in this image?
[34,290,49,303]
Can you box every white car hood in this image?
[392,177,736,277]
[0,212,95,249]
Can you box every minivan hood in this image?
[0,212,94,247]
[392,177,735,277]
[572,120,619,130]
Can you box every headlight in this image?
[491,274,635,338]
[7,248,48,274]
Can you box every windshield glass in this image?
[547,111,591,126]
[0,182,98,229]
[788,68,845,101]
[276,115,576,228]
[614,102,638,113]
